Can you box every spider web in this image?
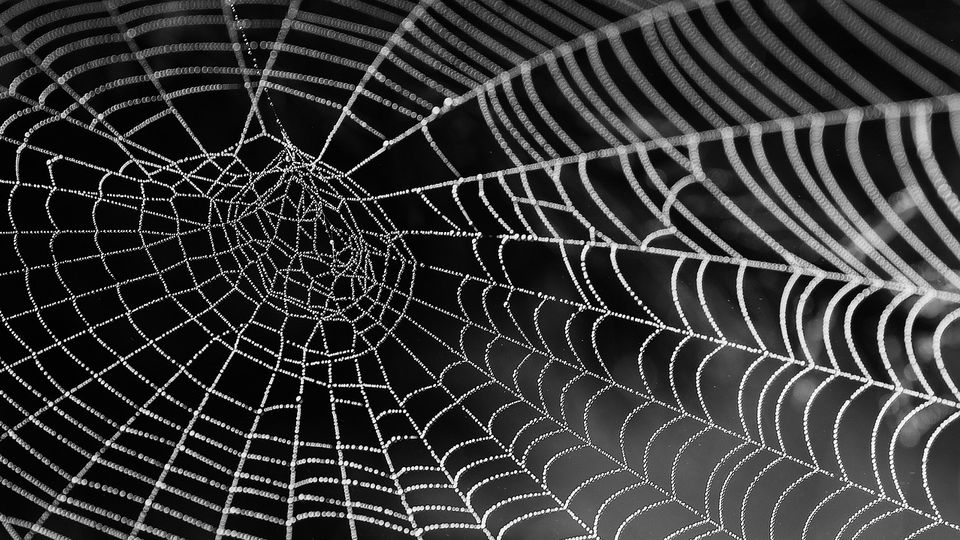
[1,0,960,538]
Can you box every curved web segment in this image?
[0,0,960,538]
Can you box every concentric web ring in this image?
[2,0,960,538]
